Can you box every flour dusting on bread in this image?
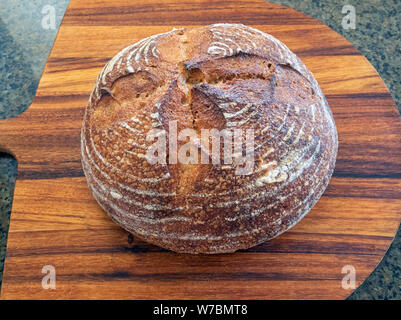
[81,24,338,254]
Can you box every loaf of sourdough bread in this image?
[81,24,338,254]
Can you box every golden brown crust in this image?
[81,24,338,254]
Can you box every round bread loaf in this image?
[81,24,338,254]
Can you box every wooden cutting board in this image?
[1,0,401,300]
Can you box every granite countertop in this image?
[0,0,400,299]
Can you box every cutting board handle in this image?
[0,108,31,159]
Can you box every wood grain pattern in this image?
[1,0,401,299]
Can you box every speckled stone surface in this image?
[0,0,400,299]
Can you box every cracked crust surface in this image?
[81,24,338,254]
